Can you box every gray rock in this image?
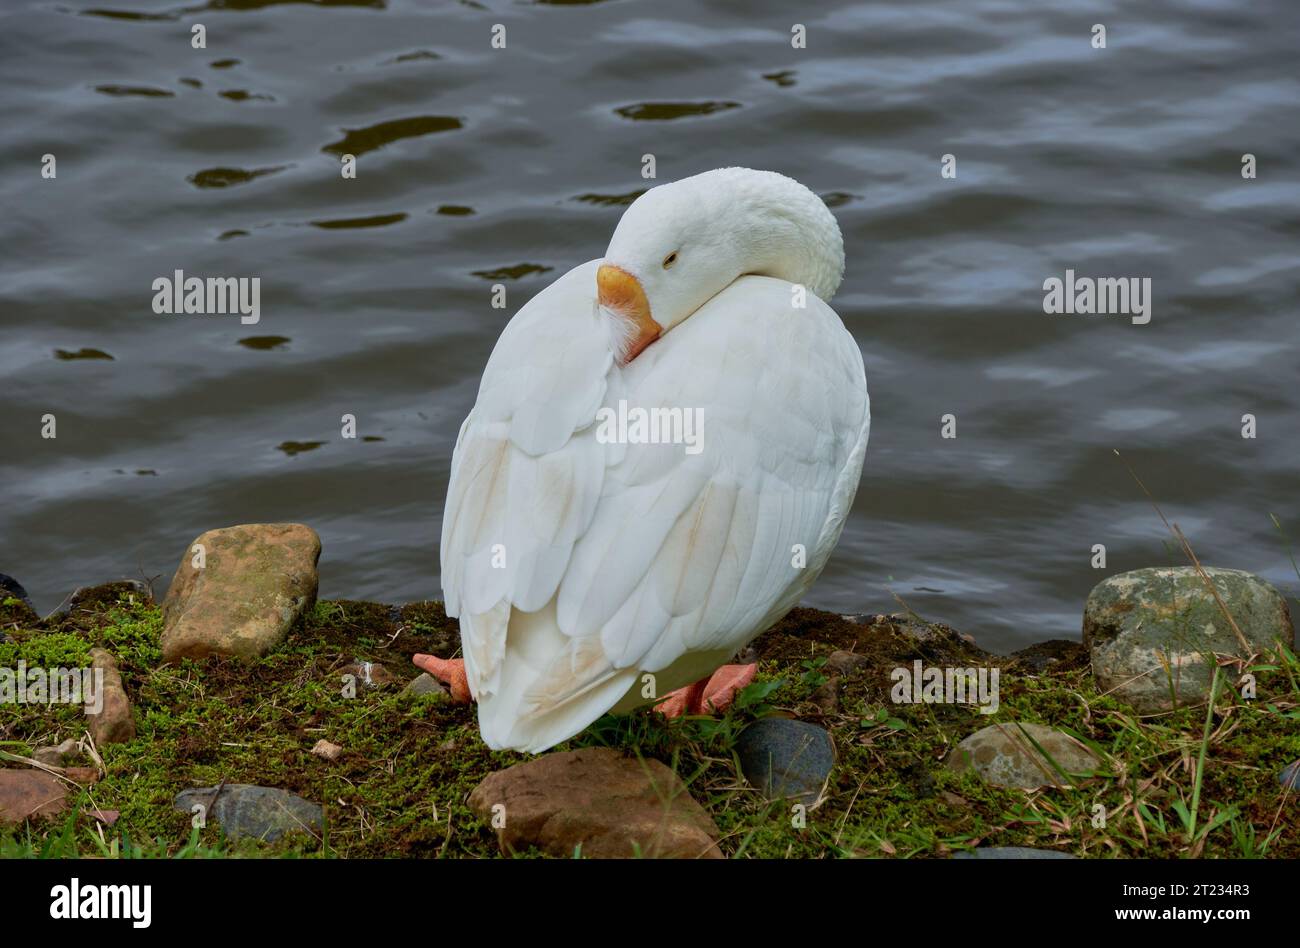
[32,748,64,768]
[735,718,834,804]
[32,739,81,768]
[948,722,1101,790]
[402,672,449,698]
[1280,759,1300,791]
[954,846,1077,859]
[1084,567,1294,712]
[174,784,322,842]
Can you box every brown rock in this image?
[86,648,135,744]
[469,748,722,859]
[63,767,100,785]
[812,675,842,713]
[0,770,68,824]
[161,523,321,662]
[826,650,871,676]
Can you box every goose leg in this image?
[656,663,758,718]
[412,654,471,703]
[412,654,758,718]
[653,678,706,718]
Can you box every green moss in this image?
[1,593,1296,858]
[0,596,39,629]
[0,632,90,669]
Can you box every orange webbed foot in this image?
[412,654,472,703]
[655,663,758,718]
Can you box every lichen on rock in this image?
[1083,567,1294,712]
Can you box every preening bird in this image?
[416,167,870,753]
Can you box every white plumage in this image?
[440,168,870,752]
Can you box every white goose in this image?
[416,168,870,753]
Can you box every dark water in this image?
[3,0,1297,652]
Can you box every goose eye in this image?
[662,252,678,269]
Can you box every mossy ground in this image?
[1,588,1296,858]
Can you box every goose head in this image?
[597,167,845,363]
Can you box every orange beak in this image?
[597,264,661,363]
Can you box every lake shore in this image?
[2,561,1295,858]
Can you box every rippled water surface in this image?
[3,0,1298,651]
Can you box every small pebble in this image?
[811,676,841,714]
[311,739,342,761]
[402,672,449,698]
[826,650,870,676]
[32,738,82,768]
[341,661,399,689]
[63,767,99,785]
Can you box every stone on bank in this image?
[173,784,323,842]
[86,648,135,744]
[1084,567,1294,712]
[948,722,1101,790]
[160,523,321,662]
[0,770,67,824]
[469,748,723,859]
[734,718,835,804]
